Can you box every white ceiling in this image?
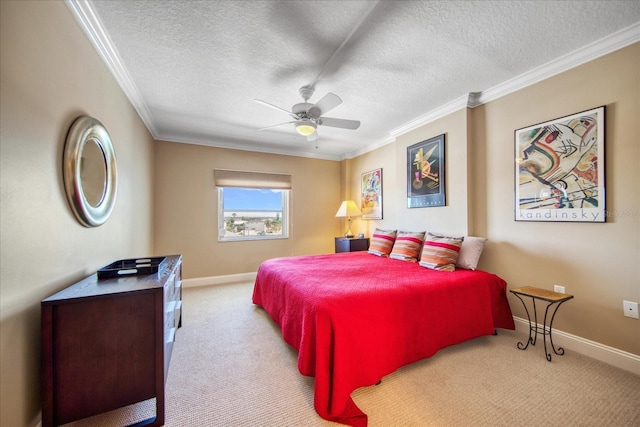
[69,0,640,161]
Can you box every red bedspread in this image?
[252,252,514,426]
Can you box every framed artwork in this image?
[514,106,605,222]
[361,168,382,219]
[407,134,445,208]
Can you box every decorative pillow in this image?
[456,236,487,270]
[368,228,397,257]
[389,231,426,262]
[419,233,464,271]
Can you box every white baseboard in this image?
[183,272,257,288]
[513,316,640,375]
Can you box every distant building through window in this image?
[218,187,288,241]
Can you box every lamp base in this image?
[344,233,354,238]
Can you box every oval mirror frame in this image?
[63,116,117,227]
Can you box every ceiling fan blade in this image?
[254,99,298,119]
[258,121,297,131]
[308,93,342,118]
[319,117,360,130]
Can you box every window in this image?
[214,169,291,242]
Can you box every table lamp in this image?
[335,200,362,238]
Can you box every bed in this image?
[252,250,514,426]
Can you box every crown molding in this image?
[343,91,481,159]
[476,21,640,105]
[343,134,396,160]
[66,0,639,161]
[65,0,158,137]
[372,21,640,149]
[389,93,471,139]
[157,132,342,161]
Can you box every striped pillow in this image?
[368,228,397,257]
[419,233,464,271]
[389,231,426,262]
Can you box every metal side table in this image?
[510,286,574,361]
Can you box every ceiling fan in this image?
[255,86,360,142]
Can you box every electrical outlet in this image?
[554,285,565,294]
[623,301,639,319]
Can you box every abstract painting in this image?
[515,106,605,222]
[361,168,382,219]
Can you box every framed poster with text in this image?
[407,134,445,208]
[514,106,605,222]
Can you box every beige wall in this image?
[153,141,342,278]
[0,2,155,426]
[345,44,640,355]
[347,108,471,238]
[477,43,640,354]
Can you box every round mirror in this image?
[63,116,117,227]
[80,137,108,207]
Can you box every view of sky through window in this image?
[223,188,282,211]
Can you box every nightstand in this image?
[335,237,370,253]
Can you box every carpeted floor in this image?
[67,281,640,427]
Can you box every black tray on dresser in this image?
[97,256,167,279]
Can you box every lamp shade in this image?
[335,200,362,218]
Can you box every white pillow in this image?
[456,236,487,270]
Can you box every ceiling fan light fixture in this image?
[295,121,316,136]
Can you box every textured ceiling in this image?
[73,0,640,160]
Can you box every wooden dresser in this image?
[41,254,182,427]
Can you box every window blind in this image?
[213,169,292,189]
